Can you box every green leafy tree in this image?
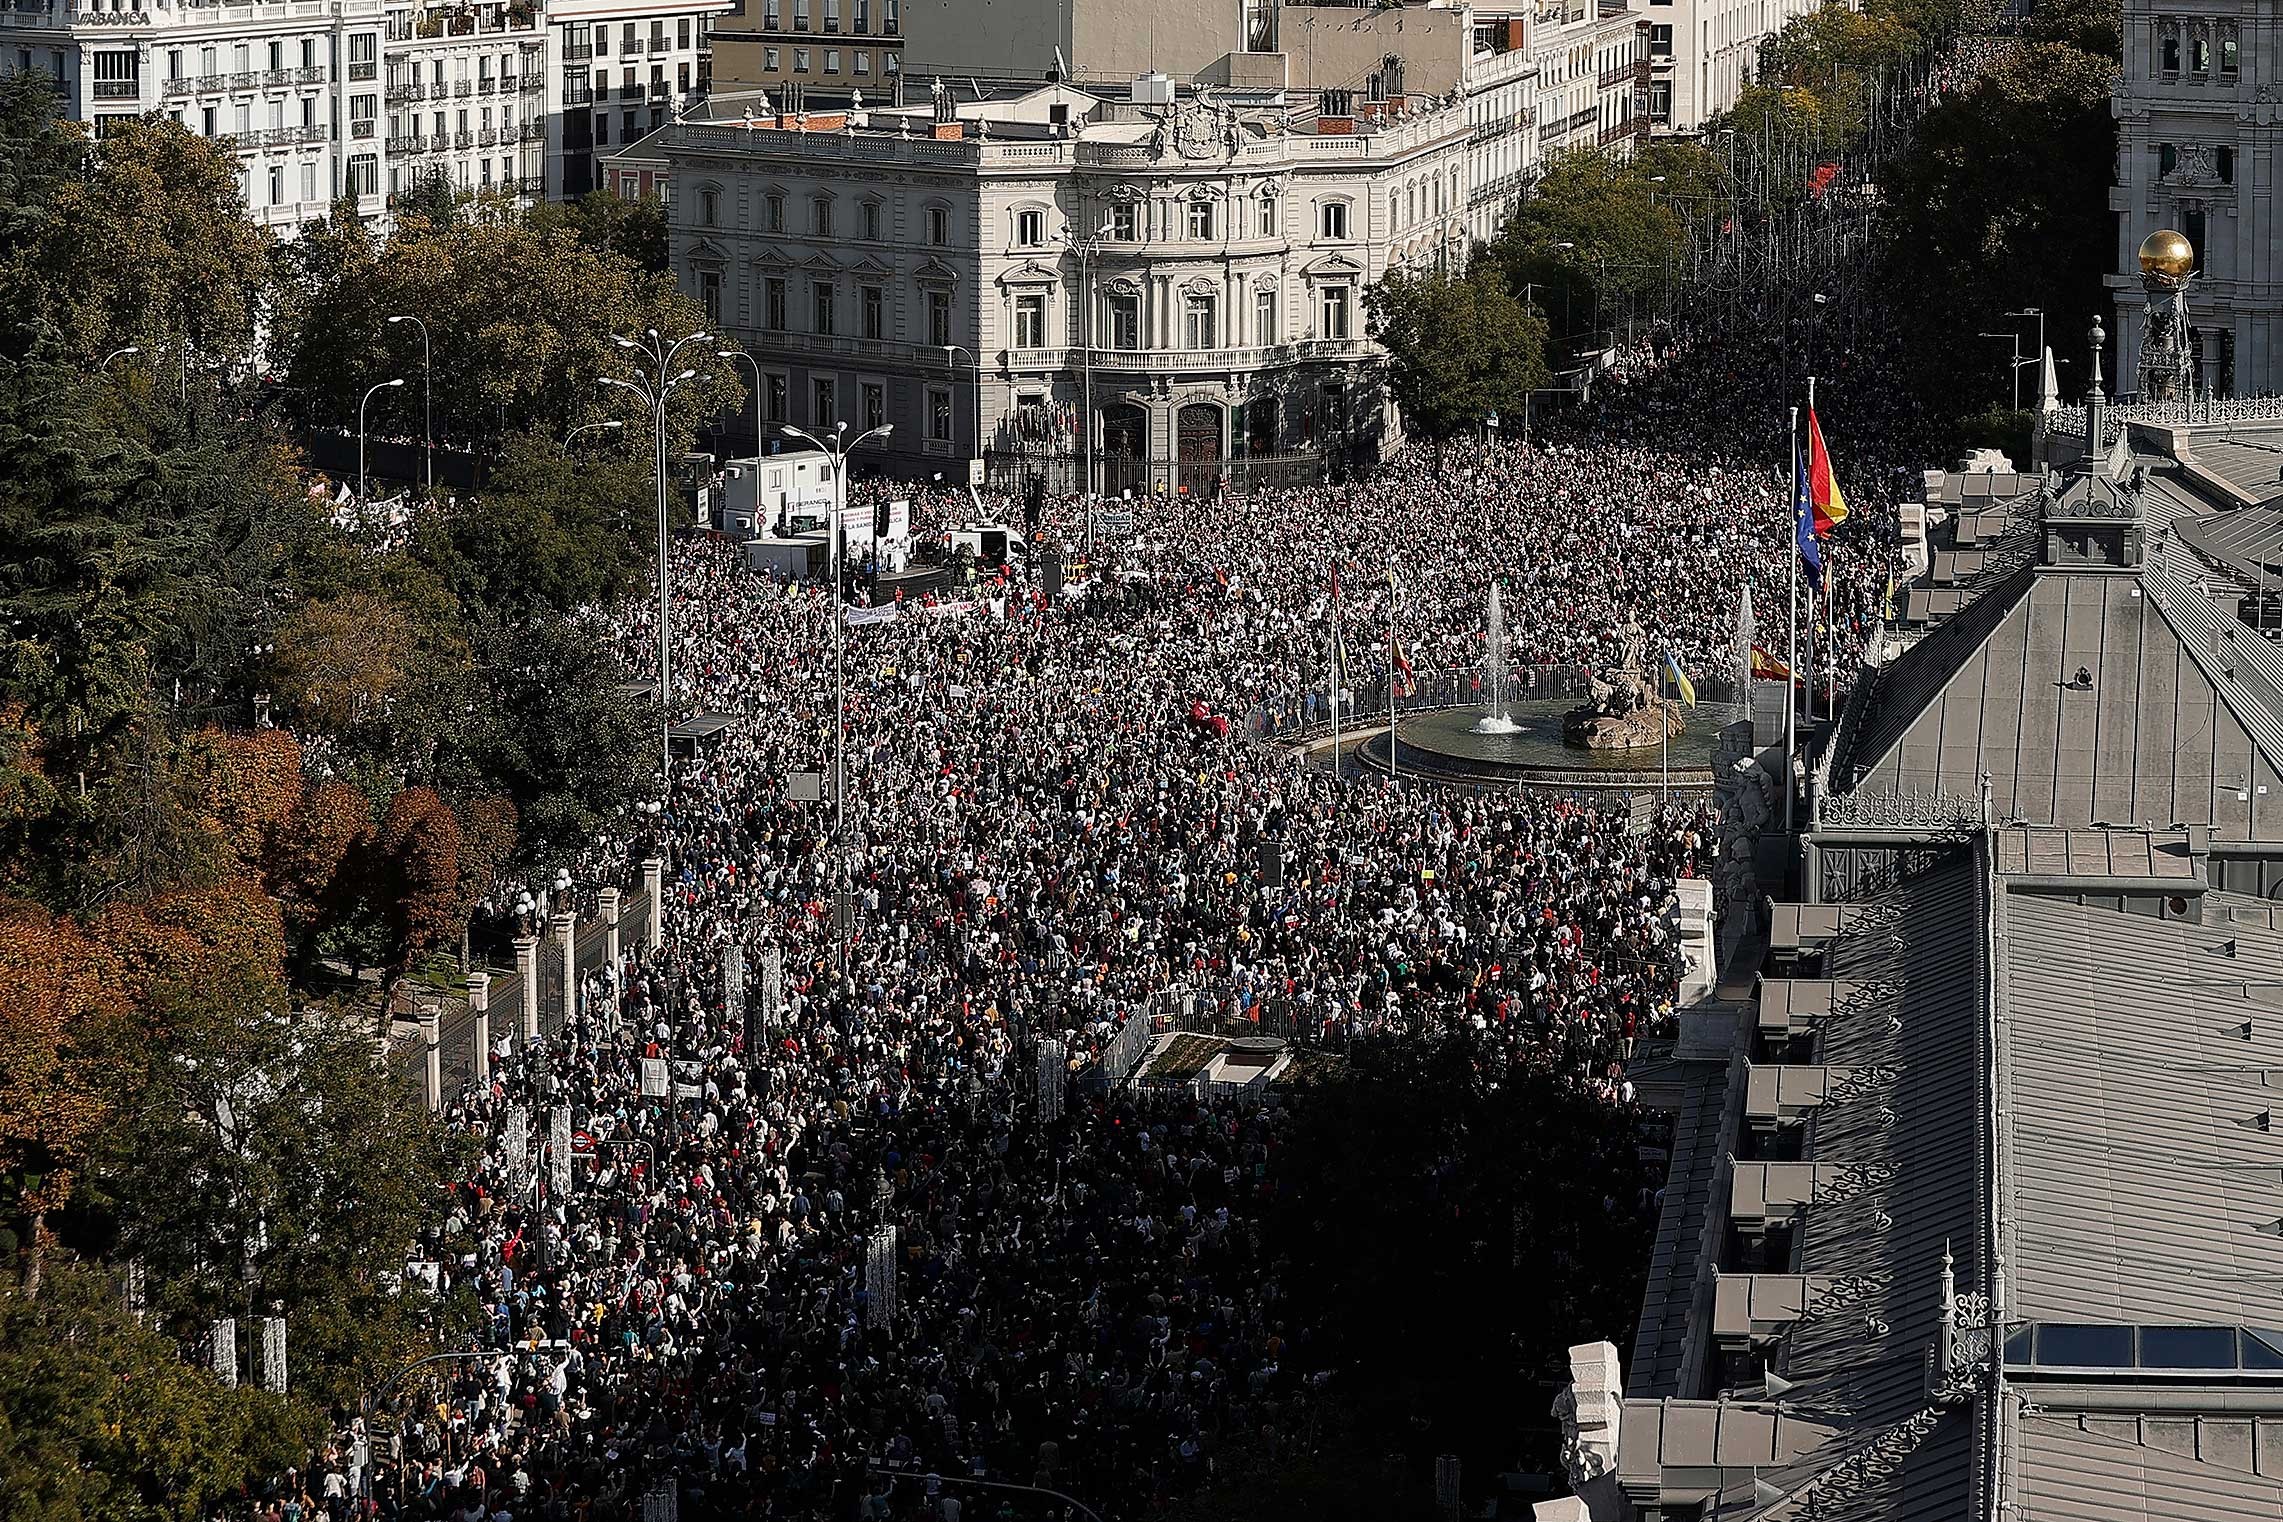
[0,79,268,366]
[0,1262,320,1522]
[271,209,735,456]
[524,188,670,273]
[412,426,654,623]
[1494,149,1701,347]
[98,966,466,1412]
[1366,265,1549,439]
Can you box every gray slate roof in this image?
[1998,891,2283,1329]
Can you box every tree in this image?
[0,80,269,366]
[1367,265,1549,439]
[1494,149,1701,347]
[524,188,670,273]
[412,426,653,623]
[0,1262,319,1521]
[270,210,735,457]
[100,967,466,1413]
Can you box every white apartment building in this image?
[0,0,725,233]
[1531,0,1644,163]
[633,79,1473,490]
[2,0,391,231]
[2109,5,2273,396]
[1635,0,1812,136]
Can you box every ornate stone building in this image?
[632,78,1473,490]
[2110,4,2275,395]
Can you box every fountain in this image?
[1472,582,1522,735]
[1561,622,1685,751]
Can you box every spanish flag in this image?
[1807,408,1848,537]
[1663,652,1697,707]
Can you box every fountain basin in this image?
[1471,713,1524,736]
[1361,698,1745,789]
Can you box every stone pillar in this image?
[552,909,578,1028]
[598,886,623,969]
[420,1002,441,1112]
[514,934,540,1046]
[642,857,664,949]
[467,971,492,1086]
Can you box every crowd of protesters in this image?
[255,295,1952,1522]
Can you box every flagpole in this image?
[1330,569,1341,784]
[1786,404,1799,833]
[1659,658,1669,806]
[1387,559,1399,782]
[1805,375,1817,727]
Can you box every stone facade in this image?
[640,81,1474,486]
[2110,3,2280,395]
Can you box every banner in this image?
[550,1106,572,1197]
[640,1058,669,1098]
[845,604,899,627]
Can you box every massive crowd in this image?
[250,297,1946,1522]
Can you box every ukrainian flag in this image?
[1664,651,1697,707]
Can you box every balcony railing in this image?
[498,73,517,92]
[348,60,377,80]
[386,134,420,153]
[519,120,544,140]
[454,129,473,147]
[452,78,472,96]
[90,77,139,98]
[996,338,1375,376]
[351,117,375,137]
[647,35,668,50]
[564,40,593,59]
[477,127,498,145]
[564,82,592,105]
[647,80,669,100]
[227,68,260,87]
[292,65,324,83]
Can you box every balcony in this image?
[227,68,260,87]
[498,73,516,91]
[515,174,544,193]
[647,35,667,50]
[453,78,472,96]
[91,77,138,98]
[565,40,593,59]
[386,82,413,102]
[454,128,473,147]
[563,81,592,104]
[292,65,324,84]
[519,120,544,140]
[478,127,498,145]
[349,60,377,80]
[387,134,420,153]
[352,117,376,137]
[647,80,669,101]
[996,338,1373,378]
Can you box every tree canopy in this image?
[1366,264,1550,438]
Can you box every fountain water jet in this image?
[1472,581,1522,736]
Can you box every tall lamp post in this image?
[384,314,433,492]
[102,344,141,368]
[1977,330,2026,411]
[561,419,624,453]
[778,417,893,978]
[1057,217,1115,517]
[716,346,766,460]
[600,326,713,783]
[358,377,405,503]
[943,343,981,479]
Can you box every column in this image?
[553,908,578,1028]
[420,1003,441,1112]
[599,886,623,969]
[514,933,540,1046]
[467,971,492,1086]
[642,857,665,948]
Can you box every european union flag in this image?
[1794,448,1823,592]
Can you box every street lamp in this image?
[1058,217,1116,516]
[102,345,141,368]
[2007,306,2046,377]
[943,343,981,476]
[385,314,433,492]
[358,377,406,503]
[600,326,713,782]
[562,419,624,453]
[717,347,765,459]
[778,416,892,979]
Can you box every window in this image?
[1318,200,1347,240]
[2221,145,2237,184]
[862,283,884,339]
[812,377,835,424]
[2161,31,2180,72]
[167,46,182,79]
[812,195,832,235]
[302,162,315,202]
[928,385,952,441]
[1648,22,1672,55]
[2223,34,2240,74]
[884,0,898,32]
[698,186,718,225]
[347,153,378,196]
[862,381,884,430]
[1183,290,1216,349]
[699,270,721,321]
[766,191,785,231]
[811,279,835,334]
[765,276,788,329]
[764,0,778,26]
[794,0,808,28]
[1649,79,1673,120]
[302,38,316,70]
[1110,201,1137,241]
[765,47,781,69]
[862,201,880,240]
[678,17,691,46]
[348,31,376,79]
[925,205,949,245]
[268,39,282,70]
[2158,142,2177,177]
[854,49,870,74]
[766,373,787,420]
[1186,199,1214,240]
[2193,35,2210,73]
[1254,287,1275,346]
[1255,194,1275,237]
[621,107,636,140]
[825,0,839,29]
[794,47,810,71]
[202,105,216,135]
[926,288,951,346]
[824,49,839,71]
[1016,207,1044,246]
[1014,293,1046,348]
[1320,285,1350,340]
[268,162,283,204]
[854,0,869,29]
[1107,292,1139,349]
